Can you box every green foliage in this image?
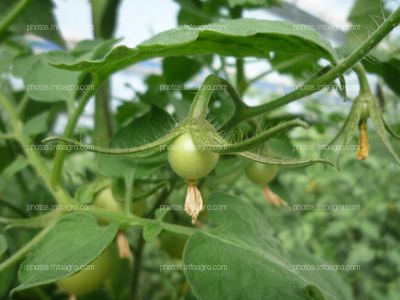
[0,0,63,45]
[12,213,117,293]
[47,18,339,80]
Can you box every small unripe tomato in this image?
[94,186,147,216]
[360,102,369,120]
[94,187,123,213]
[56,247,114,295]
[245,162,278,186]
[168,133,219,181]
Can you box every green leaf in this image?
[74,182,97,205]
[270,53,316,79]
[97,106,176,178]
[90,0,121,39]
[1,155,28,180]
[13,212,118,293]
[11,54,42,78]
[0,45,20,73]
[162,56,202,84]
[23,111,51,136]
[21,39,119,102]
[0,0,64,46]
[347,0,388,45]
[155,208,169,221]
[24,59,81,102]
[346,243,375,265]
[363,54,400,96]
[368,95,400,164]
[227,0,280,8]
[183,193,343,300]
[0,236,6,256]
[0,235,15,298]
[49,19,338,80]
[288,248,353,300]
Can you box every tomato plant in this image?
[0,1,399,299]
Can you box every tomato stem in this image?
[225,6,400,127]
[51,77,101,187]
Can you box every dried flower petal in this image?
[263,186,288,208]
[356,121,369,160]
[117,231,133,263]
[185,182,203,224]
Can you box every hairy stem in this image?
[216,119,308,153]
[131,232,144,300]
[17,93,30,118]
[0,93,75,206]
[226,7,400,126]
[353,63,372,94]
[51,79,100,187]
[189,75,245,119]
[236,58,246,96]
[0,0,31,38]
[94,81,113,146]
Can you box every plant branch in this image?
[0,0,31,38]
[0,220,57,272]
[188,75,246,119]
[0,197,27,217]
[236,58,245,96]
[215,119,308,153]
[88,207,196,236]
[131,232,144,300]
[131,182,175,299]
[17,93,30,118]
[226,7,400,127]
[353,63,371,94]
[0,93,75,206]
[51,79,100,187]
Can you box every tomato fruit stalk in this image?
[168,132,219,223]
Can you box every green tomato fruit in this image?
[57,247,114,295]
[94,187,123,213]
[245,162,278,186]
[360,101,369,120]
[94,186,147,216]
[168,133,219,181]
